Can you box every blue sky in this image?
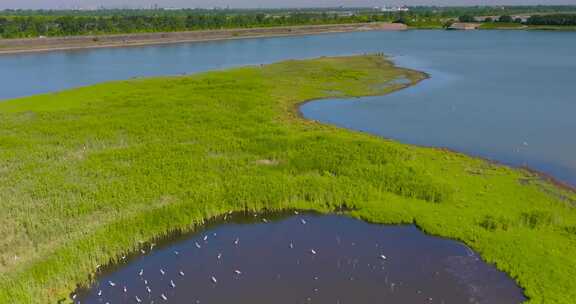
[1,0,575,9]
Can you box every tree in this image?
[442,20,454,28]
[458,15,475,23]
[498,15,513,23]
[527,14,576,26]
[393,17,407,24]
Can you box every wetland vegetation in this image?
[0,55,575,303]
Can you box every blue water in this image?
[300,31,576,186]
[76,213,524,304]
[1,30,575,185]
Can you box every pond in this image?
[1,30,575,186]
[74,212,524,304]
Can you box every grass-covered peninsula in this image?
[0,55,575,303]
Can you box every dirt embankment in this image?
[0,23,407,55]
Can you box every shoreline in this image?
[296,61,576,194]
[3,25,574,193]
[0,22,407,56]
[0,55,574,303]
[2,23,573,57]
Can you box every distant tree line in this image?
[2,6,573,18]
[407,5,576,18]
[0,13,397,38]
[2,6,576,38]
[459,13,576,25]
[526,14,576,25]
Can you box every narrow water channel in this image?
[75,212,525,304]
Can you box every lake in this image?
[1,30,574,186]
[75,212,525,304]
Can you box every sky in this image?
[1,0,575,10]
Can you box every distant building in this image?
[512,15,531,23]
[379,6,410,12]
[326,11,356,17]
[474,16,499,22]
[475,15,531,23]
[448,23,481,30]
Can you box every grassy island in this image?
[0,55,575,303]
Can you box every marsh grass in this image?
[0,55,574,303]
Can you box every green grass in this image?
[526,25,576,31]
[479,23,576,31]
[0,55,575,303]
[480,22,526,29]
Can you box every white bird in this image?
[289,243,294,249]
[140,249,146,254]
[379,254,387,260]
[135,296,142,303]
[211,276,218,284]
[294,211,299,215]
[179,270,185,276]
[160,268,166,275]
[217,253,222,260]
[72,294,77,300]
[300,218,307,225]
[262,218,268,223]
[144,280,148,285]
[170,280,176,288]
[195,242,202,249]
[234,238,239,245]
[310,249,317,255]
[174,250,179,255]
[161,293,168,301]
[123,286,127,293]
[234,270,242,275]
[146,286,152,294]
[108,281,116,287]
[97,290,102,297]
[138,269,144,276]
[203,235,208,241]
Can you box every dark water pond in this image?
[74,213,524,304]
[1,30,575,186]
